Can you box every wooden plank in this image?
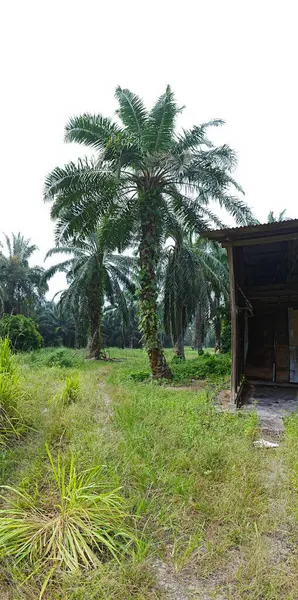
[289,308,298,344]
[288,309,298,382]
[276,344,289,383]
[222,232,298,248]
[227,244,237,404]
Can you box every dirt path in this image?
[98,381,114,420]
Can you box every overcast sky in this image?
[1,0,297,295]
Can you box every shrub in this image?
[0,314,43,352]
[0,447,135,597]
[129,370,150,382]
[171,352,231,383]
[29,348,83,369]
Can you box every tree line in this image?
[2,86,279,379]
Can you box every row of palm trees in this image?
[42,86,256,379]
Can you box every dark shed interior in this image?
[202,220,298,403]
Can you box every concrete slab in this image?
[241,384,298,433]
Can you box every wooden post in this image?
[227,244,237,404]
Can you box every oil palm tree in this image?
[0,233,47,316]
[208,243,229,352]
[37,301,78,347]
[163,235,229,359]
[44,227,135,359]
[44,86,255,377]
[267,209,288,223]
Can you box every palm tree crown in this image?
[0,233,47,316]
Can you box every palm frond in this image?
[43,260,73,281]
[174,119,224,153]
[64,114,121,150]
[115,87,148,140]
[144,86,179,152]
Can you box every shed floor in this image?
[241,384,298,434]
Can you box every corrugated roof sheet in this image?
[201,218,298,242]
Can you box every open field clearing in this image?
[0,347,298,599]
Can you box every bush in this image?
[129,370,150,382]
[171,352,231,383]
[0,447,135,596]
[0,314,43,352]
[28,348,84,369]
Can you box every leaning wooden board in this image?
[288,308,298,383]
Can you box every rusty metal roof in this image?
[201,218,298,244]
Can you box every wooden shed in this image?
[202,219,298,404]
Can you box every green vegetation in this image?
[23,347,85,369]
[2,87,294,598]
[57,372,81,406]
[0,447,135,597]
[0,338,27,447]
[0,348,297,599]
[0,314,43,352]
[44,225,135,360]
[171,351,231,382]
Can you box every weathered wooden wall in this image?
[234,239,298,384]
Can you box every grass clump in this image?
[0,446,136,598]
[53,372,81,407]
[0,338,26,446]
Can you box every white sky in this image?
[1,0,297,296]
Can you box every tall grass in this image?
[3,348,298,599]
[0,446,135,598]
[0,337,26,446]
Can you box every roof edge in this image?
[201,219,298,243]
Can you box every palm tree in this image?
[0,233,47,316]
[44,227,135,359]
[208,243,229,352]
[163,235,229,359]
[37,301,78,347]
[267,209,288,223]
[44,86,255,378]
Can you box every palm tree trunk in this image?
[139,201,171,379]
[175,333,185,360]
[194,304,204,353]
[88,269,104,359]
[174,305,185,360]
[88,305,103,358]
[214,293,221,353]
[214,316,222,353]
[74,322,79,349]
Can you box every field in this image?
[1,347,298,599]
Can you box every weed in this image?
[0,337,15,376]
[53,372,81,407]
[24,347,84,369]
[0,446,136,598]
[0,338,26,447]
[2,348,298,600]
[171,352,231,383]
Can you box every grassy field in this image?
[1,347,298,599]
